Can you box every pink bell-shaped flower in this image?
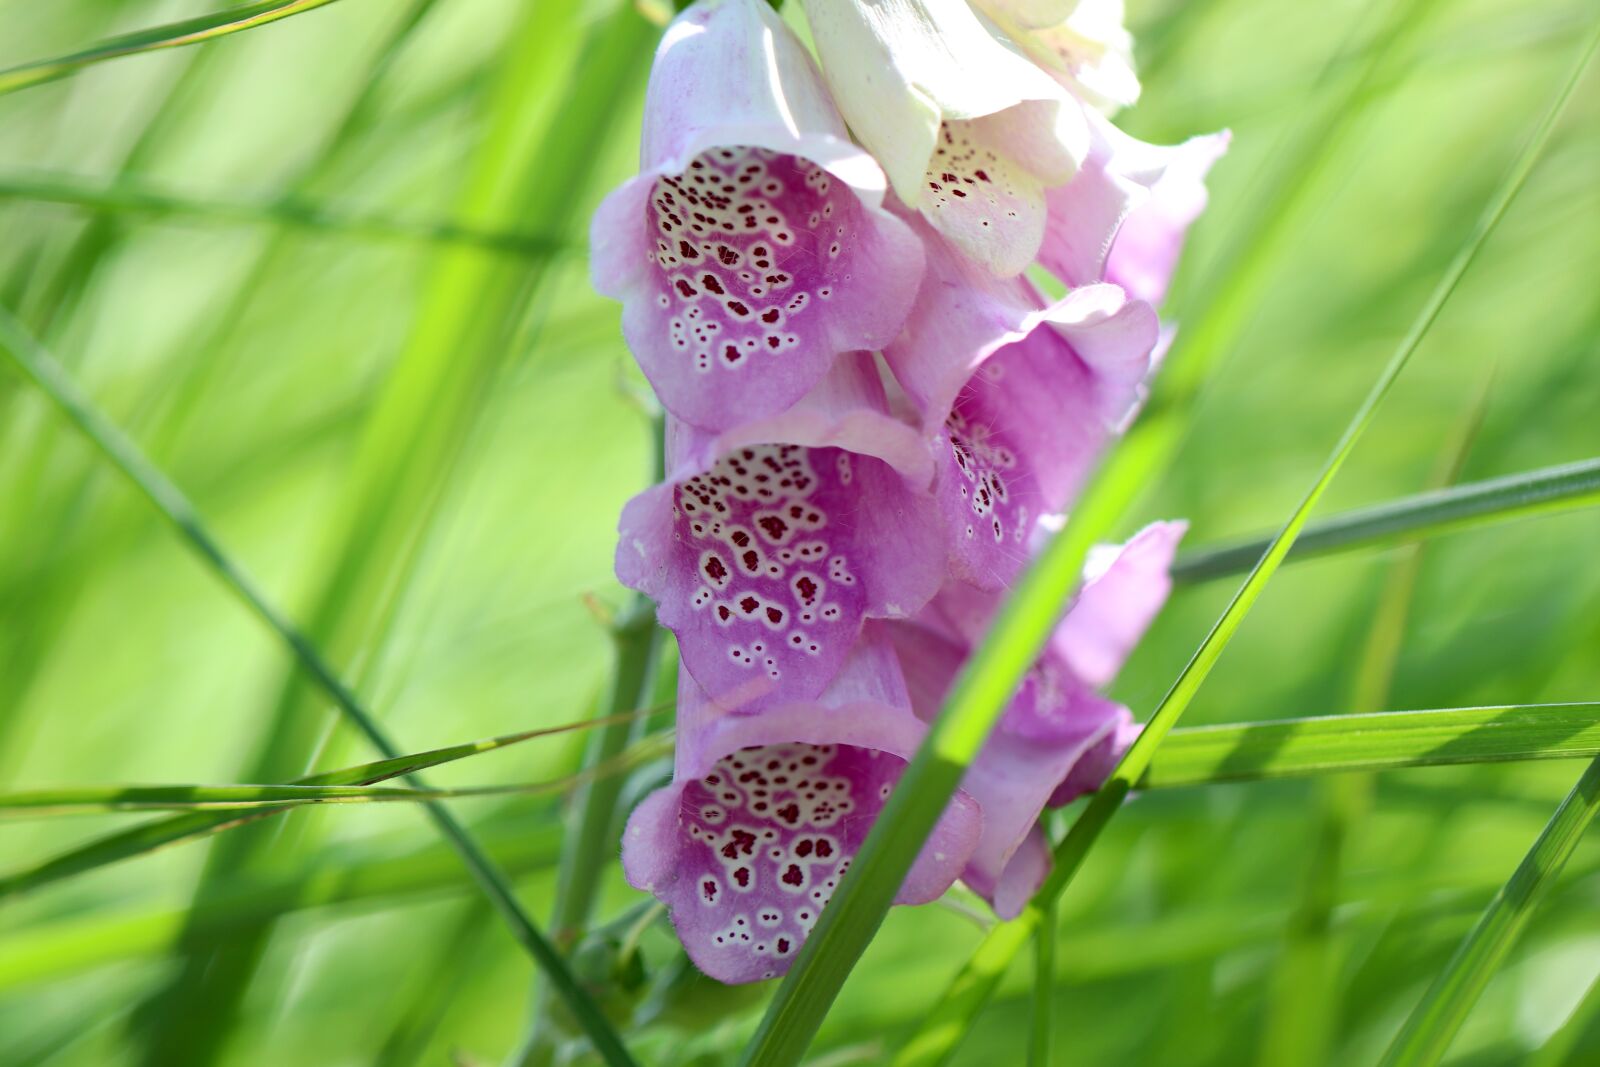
[884,218,1161,591]
[591,0,925,433]
[622,626,982,983]
[617,354,945,714]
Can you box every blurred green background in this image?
[1,0,1597,1064]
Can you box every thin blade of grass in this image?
[890,22,1597,1063]
[1029,896,1056,1067]
[0,734,672,818]
[0,309,639,1065]
[0,170,566,256]
[1172,457,1600,584]
[1378,755,1600,1067]
[0,709,656,895]
[1258,366,1494,1067]
[0,0,346,96]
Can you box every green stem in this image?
[1029,897,1056,1067]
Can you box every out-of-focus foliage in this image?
[0,0,1595,1065]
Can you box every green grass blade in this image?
[1258,368,1492,1067]
[890,21,1597,1063]
[1142,704,1600,788]
[0,733,670,818]
[1378,754,1600,1067]
[0,170,567,255]
[0,713,653,896]
[1172,457,1600,584]
[0,306,640,1066]
[0,0,346,97]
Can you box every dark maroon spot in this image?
[723,344,742,363]
[814,839,834,859]
[758,516,788,540]
[727,300,751,317]
[794,576,817,603]
[717,245,740,265]
[702,880,718,901]
[730,530,750,547]
[734,867,751,888]
[739,596,760,614]
[742,550,759,571]
[675,279,697,298]
[766,607,784,625]
[761,309,781,324]
[703,556,728,582]
[717,605,731,621]
[782,864,804,886]
[766,336,781,350]
[776,802,801,825]
[974,168,990,182]
[795,839,814,857]
[678,239,700,260]
[701,274,725,295]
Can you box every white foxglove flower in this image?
[799,0,1091,275]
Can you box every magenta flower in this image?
[617,353,945,714]
[590,0,925,433]
[623,626,982,983]
[892,520,1185,917]
[1040,110,1229,304]
[883,218,1160,590]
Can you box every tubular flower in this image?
[1040,109,1230,304]
[617,354,945,714]
[973,0,1140,114]
[591,0,925,432]
[623,626,982,983]
[883,219,1160,590]
[892,520,1185,917]
[798,0,1090,275]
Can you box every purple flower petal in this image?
[884,221,1160,589]
[1040,111,1228,304]
[892,522,1183,914]
[617,355,945,712]
[623,628,982,983]
[591,0,924,433]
